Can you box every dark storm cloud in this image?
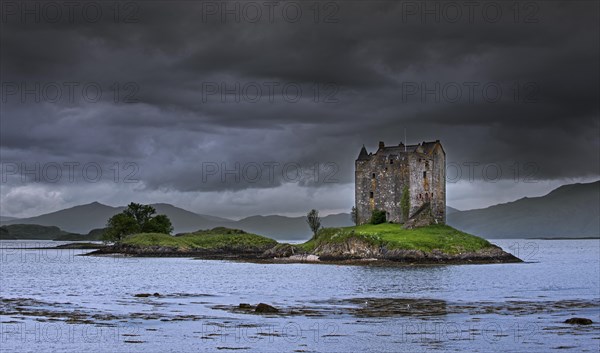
[1,0,598,198]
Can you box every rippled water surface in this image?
[1,239,599,352]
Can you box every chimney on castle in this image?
[378,141,385,149]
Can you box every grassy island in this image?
[121,227,277,252]
[88,224,520,264]
[301,223,493,254]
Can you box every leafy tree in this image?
[370,209,386,225]
[103,202,173,243]
[306,209,322,238]
[144,214,174,234]
[351,206,358,225]
[123,203,155,227]
[401,185,410,222]
[103,213,140,243]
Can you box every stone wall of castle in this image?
[355,141,446,225]
[431,145,446,223]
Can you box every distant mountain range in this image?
[0,202,231,235]
[1,181,598,240]
[0,202,353,240]
[446,181,600,238]
[0,216,18,222]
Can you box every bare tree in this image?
[306,209,321,238]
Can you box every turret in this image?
[357,145,369,161]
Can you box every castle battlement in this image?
[355,140,446,225]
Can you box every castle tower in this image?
[354,140,446,225]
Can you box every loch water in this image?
[1,239,598,353]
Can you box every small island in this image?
[88,224,521,265]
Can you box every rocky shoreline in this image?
[85,237,522,265]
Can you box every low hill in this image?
[53,228,105,241]
[0,216,19,222]
[1,202,121,234]
[0,224,81,240]
[447,181,600,238]
[446,206,461,215]
[109,227,278,257]
[0,227,15,239]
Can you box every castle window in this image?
[372,173,376,179]
[369,192,374,199]
[423,171,427,179]
[390,159,393,164]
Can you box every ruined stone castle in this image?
[355,140,446,225]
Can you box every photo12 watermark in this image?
[200,82,339,103]
[200,321,341,344]
[1,81,140,104]
[446,161,539,183]
[397,1,541,24]
[0,162,140,184]
[200,161,340,185]
[390,320,540,344]
[0,321,141,344]
[0,1,140,24]
[400,81,540,104]
[0,242,139,264]
[195,1,341,24]
[506,241,540,262]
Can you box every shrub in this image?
[370,209,386,224]
[401,185,410,222]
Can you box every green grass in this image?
[121,224,492,255]
[300,223,493,254]
[121,227,277,251]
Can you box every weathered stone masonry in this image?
[355,140,446,225]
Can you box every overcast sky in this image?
[1,1,598,219]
